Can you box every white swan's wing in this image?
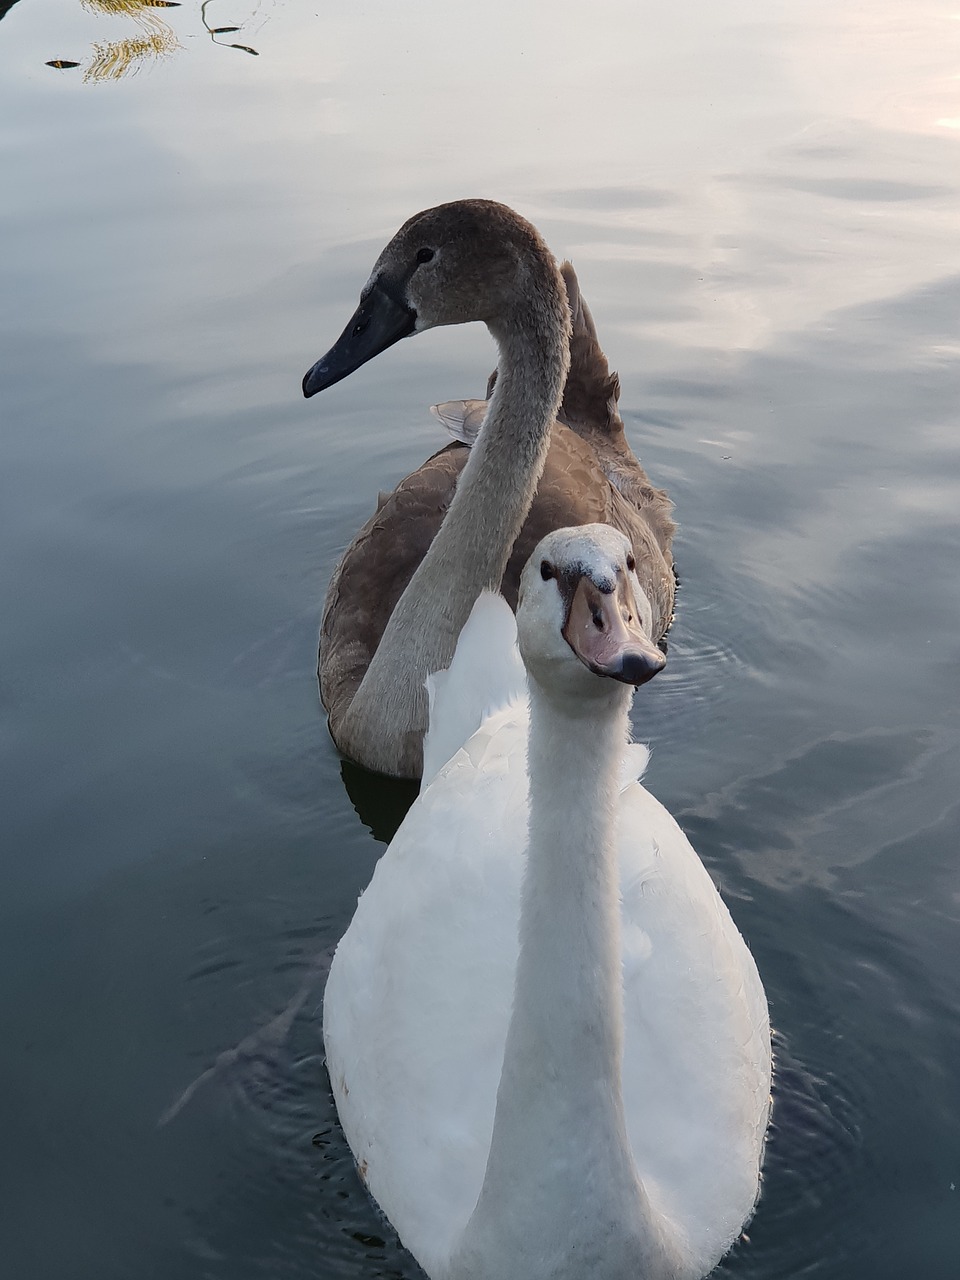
[421,592,527,785]
[323,705,529,1276]
[616,784,771,1273]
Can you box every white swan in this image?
[323,524,771,1280]
[304,200,675,779]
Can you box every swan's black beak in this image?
[562,575,665,687]
[303,280,417,397]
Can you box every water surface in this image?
[1,1,959,1276]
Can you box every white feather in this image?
[422,592,526,786]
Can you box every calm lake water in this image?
[2,1,959,1276]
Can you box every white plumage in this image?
[324,526,770,1280]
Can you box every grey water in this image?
[1,1,958,1276]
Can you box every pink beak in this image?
[562,575,665,687]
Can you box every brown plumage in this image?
[319,259,675,763]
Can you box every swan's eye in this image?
[352,317,370,338]
[416,247,435,264]
[626,554,636,573]
[540,560,555,581]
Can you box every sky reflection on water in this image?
[1,1,959,1277]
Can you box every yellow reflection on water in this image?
[81,0,180,14]
[38,0,260,81]
[70,0,182,81]
[85,29,180,81]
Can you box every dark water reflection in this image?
[2,0,959,1277]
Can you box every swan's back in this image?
[557,263,676,548]
[321,425,672,751]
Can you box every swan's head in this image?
[303,199,563,397]
[517,524,665,700]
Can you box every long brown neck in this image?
[335,265,571,778]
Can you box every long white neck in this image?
[446,681,685,1280]
[336,282,571,778]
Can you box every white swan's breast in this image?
[323,707,769,1278]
